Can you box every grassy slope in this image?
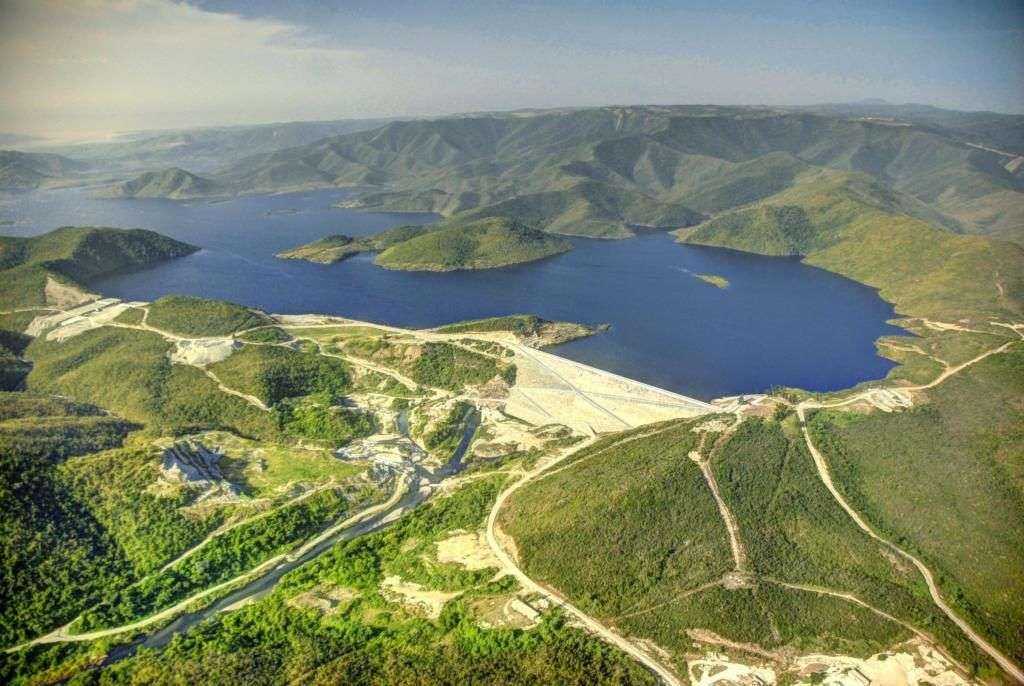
[712,418,987,669]
[675,171,1024,321]
[145,295,272,337]
[809,346,1024,667]
[502,418,926,666]
[25,327,278,439]
[208,344,351,407]
[502,421,733,617]
[375,217,571,271]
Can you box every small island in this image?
[275,224,433,264]
[276,217,572,272]
[695,273,730,289]
[275,234,368,264]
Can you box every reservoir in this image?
[1,188,902,400]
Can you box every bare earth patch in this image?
[45,275,97,308]
[288,584,359,614]
[379,575,461,619]
[169,338,239,366]
[435,529,501,571]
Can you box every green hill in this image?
[0,227,198,309]
[277,218,569,271]
[435,314,602,346]
[274,225,434,264]
[209,105,1021,243]
[375,217,571,271]
[97,167,223,199]
[0,150,88,189]
[674,170,1024,321]
[144,295,272,338]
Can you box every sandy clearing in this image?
[794,642,971,686]
[26,298,120,336]
[435,530,501,571]
[169,338,239,366]
[44,276,97,308]
[287,584,358,614]
[379,575,460,619]
[689,657,776,686]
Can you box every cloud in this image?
[0,0,445,135]
[0,0,1020,138]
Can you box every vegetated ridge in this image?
[277,217,572,271]
[0,226,198,309]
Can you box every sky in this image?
[0,0,1021,138]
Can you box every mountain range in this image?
[113,104,1023,243]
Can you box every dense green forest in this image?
[375,217,571,271]
[0,477,654,686]
[0,227,196,309]
[145,296,272,338]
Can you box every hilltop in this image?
[0,150,88,189]
[375,217,572,271]
[97,167,224,199]
[674,169,1024,322]
[202,105,1023,243]
[277,218,571,271]
[0,226,197,309]
[34,118,395,174]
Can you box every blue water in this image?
[0,187,902,400]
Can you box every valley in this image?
[1,101,1021,686]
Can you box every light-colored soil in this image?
[44,276,97,308]
[287,584,358,614]
[169,338,239,366]
[794,640,970,686]
[435,530,501,571]
[505,342,714,434]
[379,575,461,620]
[689,656,776,686]
[27,298,123,337]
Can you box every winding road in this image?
[795,325,1024,685]
[484,434,685,686]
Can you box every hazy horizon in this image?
[1,0,1022,139]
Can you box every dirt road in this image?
[796,405,1024,683]
[485,436,684,686]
